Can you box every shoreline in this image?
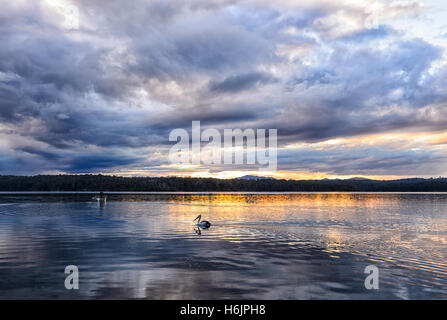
[2,191,447,195]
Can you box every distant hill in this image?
[393,178,447,183]
[237,175,276,180]
[393,178,426,183]
[1,175,447,192]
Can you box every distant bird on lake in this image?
[93,191,107,203]
[194,214,211,229]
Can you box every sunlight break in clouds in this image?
[0,0,446,179]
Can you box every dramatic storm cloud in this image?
[0,0,447,178]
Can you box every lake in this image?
[0,192,446,299]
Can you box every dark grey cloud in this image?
[276,146,447,177]
[65,154,142,172]
[270,38,446,144]
[19,146,62,161]
[209,72,275,93]
[338,25,393,43]
[129,21,276,82]
[4,145,145,175]
[0,83,22,120]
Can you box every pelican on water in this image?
[93,191,107,203]
[194,214,211,229]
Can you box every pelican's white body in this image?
[194,214,211,229]
[197,221,210,228]
[93,196,107,203]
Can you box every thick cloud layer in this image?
[0,0,447,177]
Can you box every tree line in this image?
[1,175,447,192]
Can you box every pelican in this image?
[194,214,211,229]
[93,192,107,203]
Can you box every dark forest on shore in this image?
[1,175,447,192]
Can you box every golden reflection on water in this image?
[166,192,393,206]
[159,193,431,228]
[159,193,447,280]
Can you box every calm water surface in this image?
[0,193,446,299]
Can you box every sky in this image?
[1,0,447,179]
